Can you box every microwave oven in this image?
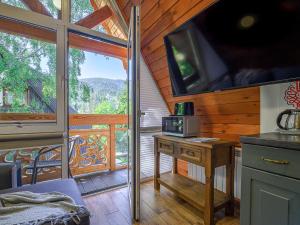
[162,116,199,137]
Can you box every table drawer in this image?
[243,144,300,180]
[157,139,174,155]
[176,144,204,165]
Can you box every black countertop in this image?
[240,132,300,150]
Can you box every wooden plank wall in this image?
[116,0,260,176]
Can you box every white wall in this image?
[140,57,170,127]
[140,57,172,179]
[260,82,298,132]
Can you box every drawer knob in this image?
[261,157,289,165]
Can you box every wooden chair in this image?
[26,135,80,184]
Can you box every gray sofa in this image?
[0,179,90,225]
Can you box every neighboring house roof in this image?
[28,79,91,130]
[28,79,77,114]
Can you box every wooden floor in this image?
[83,181,240,225]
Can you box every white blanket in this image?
[0,191,88,225]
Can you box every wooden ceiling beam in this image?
[90,0,99,10]
[0,19,127,59]
[75,5,113,29]
[0,19,56,42]
[69,34,126,59]
[21,0,53,17]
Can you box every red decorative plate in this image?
[284,81,300,109]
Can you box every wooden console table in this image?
[154,135,236,225]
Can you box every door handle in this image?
[261,157,289,165]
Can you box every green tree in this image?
[116,85,128,114]
[93,84,128,115]
[0,0,95,113]
[71,0,94,22]
[94,100,116,114]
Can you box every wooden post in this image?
[109,124,116,171]
[225,146,235,216]
[204,149,215,225]
[172,158,178,174]
[154,137,160,190]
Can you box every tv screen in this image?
[164,0,300,96]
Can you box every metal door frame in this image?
[128,5,141,221]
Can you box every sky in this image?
[79,52,127,80]
[40,50,127,80]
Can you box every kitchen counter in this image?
[240,132,300,151]
[241,132,300,225]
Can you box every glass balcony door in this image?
[67,31,129,193]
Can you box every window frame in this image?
[0,15,65,135]
[0,0,127,179]
[0,2,127,136]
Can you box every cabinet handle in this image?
[186,151,195,157]
[161,144,169,148]
[261,157,289,165]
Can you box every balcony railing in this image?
[0,113,128,184]
[69,114,128,176]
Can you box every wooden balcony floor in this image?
[75,169,128,195]
[83,181,240,225]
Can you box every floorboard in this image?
[83,181,240,225]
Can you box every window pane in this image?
[68,33,127,114]
[1,0,61,19]
[0,18,57,123]
[71,0,127,40]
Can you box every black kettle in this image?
[277,109,300,131]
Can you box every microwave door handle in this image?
[181,120,185,135]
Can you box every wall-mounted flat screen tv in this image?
[164,0,300,96]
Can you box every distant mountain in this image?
[77,78,126,113]
[80,78,126,97]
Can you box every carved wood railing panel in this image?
[0,114,128,183]
[0,147,61,184]
[69,129,110,176]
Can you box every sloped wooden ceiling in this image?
[93,0,127,40]
[116,0,260,145]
